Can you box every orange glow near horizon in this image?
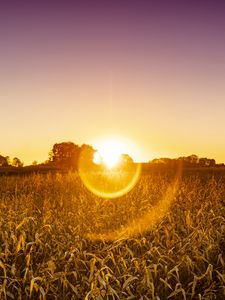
[78,138,142,199]
[93,138,130,169]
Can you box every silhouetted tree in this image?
[12,157,23,167]
[151,158,161,164]
[0,155,9,167]
[5,156,10,165]
[208,159,216,167]
[150,154,217,168]
[49,142,80,169]
[187,154,199,165]
[120,154,134,164]
[49,142,95,170]
[80,144,95,163]
[199,157,215,167]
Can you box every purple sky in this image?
[1,1,225,164]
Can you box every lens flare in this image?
[93,150,121,169]
[93,139,129,169]
[78,143,141,199]
[85,175,180,241]
[81,164,182,241]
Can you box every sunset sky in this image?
[1,1,225,165]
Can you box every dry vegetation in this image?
[0,171,224,299]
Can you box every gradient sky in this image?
[1,1,225,164]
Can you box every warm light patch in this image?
[78,137,141,199]
[93,139,125,169]
[93,151,102,165]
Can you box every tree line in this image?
[0,155,23,167]
[149,154,225,168]
[0,142,224,169]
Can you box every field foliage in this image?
[0,171,224,299]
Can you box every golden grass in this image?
[0,172,224,299]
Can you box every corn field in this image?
[0,171,224,299]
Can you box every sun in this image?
[78,137,141,198]
[93,139,125,169]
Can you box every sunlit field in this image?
[0,171,224,299]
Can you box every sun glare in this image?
[93,139,126,169]
[78,137,141,198]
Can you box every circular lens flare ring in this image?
[79,163,141,199]
[85,175,180,241]
[78,141,183,241]
[78,143,142,199]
